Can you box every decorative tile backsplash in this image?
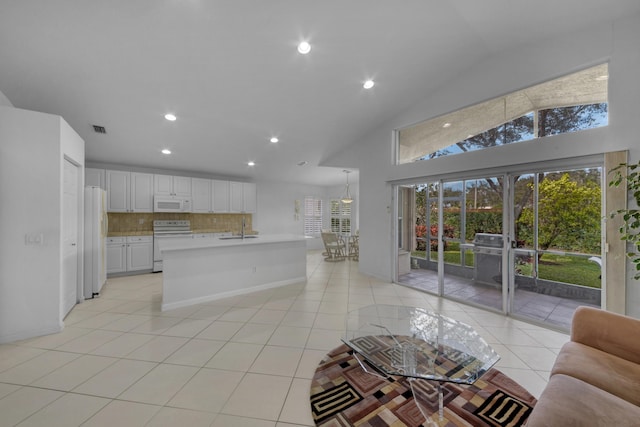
[108,213,253,234]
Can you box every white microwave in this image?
[154,196,192,213]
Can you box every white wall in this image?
[325,12,640,315]
[0,89,13,107]
[255,181,339,250]
[0,106,84,343]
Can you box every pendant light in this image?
[341,170,353,204]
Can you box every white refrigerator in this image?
[84,186,107,299]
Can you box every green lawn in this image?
[410,247,601,288]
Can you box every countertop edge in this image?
[159,234,307,252]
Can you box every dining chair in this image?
[321,232,346,261]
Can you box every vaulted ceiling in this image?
[1,1,639,185]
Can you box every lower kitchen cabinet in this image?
[106,237,127,274]
[107,236,153,274]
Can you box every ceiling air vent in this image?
[92,125,107,134]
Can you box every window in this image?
[330,200,351,233]
[304,197,323,236]
[397,64,609,163]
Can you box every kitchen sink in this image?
[219,235,258,240]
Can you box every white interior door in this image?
[62,159,79,317]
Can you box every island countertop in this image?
[159,234,306,253]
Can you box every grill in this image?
[472,233,503,286]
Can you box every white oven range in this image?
[153,220,192,272]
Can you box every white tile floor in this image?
[0,250,569,426]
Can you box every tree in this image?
[539,104,608,137]
[425,104,607,234]
[609,161,640,280]
[518,173,601,257]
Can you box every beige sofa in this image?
[527,306,640,426]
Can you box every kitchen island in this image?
[159,234,307,311]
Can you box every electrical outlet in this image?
[139,218,145,224]
[25,233,44,245]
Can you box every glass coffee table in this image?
[342,305,500,422]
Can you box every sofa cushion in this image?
[571,307,640,365]
[526,374,640,427]
[551,341,640,407]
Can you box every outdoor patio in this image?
[398,268,599,330]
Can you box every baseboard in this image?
[161,276,307,311]
[0,324,63,344]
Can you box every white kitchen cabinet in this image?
[85,168,105,189]
[191,178,212,213]
[106,237,127,274]
[193,178,235,213]
[130,173,154,212]
[107,236,152,274]
[229,181,243,212]
[106,170,130,212]
[106,170,153,212]
[154,174,192,197]
[174,176,192,197]
[212,180,230,212]
[229,181,257,213]
[126,236,153,271]
[153,174,173,196]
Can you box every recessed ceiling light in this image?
[270,137,279,143]
[164,113,177,121]
[297,41,311,54]
[297,161,308,166]
[247,161,256,167]
[363,80,375,89]
[442,122,452,128]
[161,149,171,155]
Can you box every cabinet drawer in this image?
[107,237,125,244]
[127,236,153,243]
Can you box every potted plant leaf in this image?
[609,161,640,279]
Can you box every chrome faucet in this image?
[241,216,245,239]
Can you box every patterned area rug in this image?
[310,344,537,427]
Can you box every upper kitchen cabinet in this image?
[106,170,153,212]
[212,180,230,212]
[192,178,231,213]
[154,174,192,197]
[85,168,105,189]
[131,173,154,211]
[191,178,212,213]
[229,181,257,213]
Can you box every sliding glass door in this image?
[397,165,602,329]
[509,169,602,328]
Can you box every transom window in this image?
[396,64,608,164]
